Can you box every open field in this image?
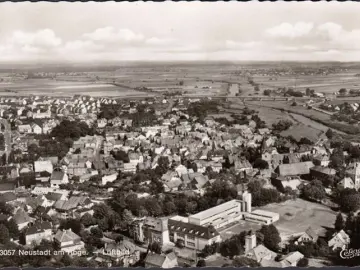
[245,100,332,121]
[259,199,337,241]
[253,106,294,125]
[0,78,150,97]
[1,62,360,99]
[280,113,328,141]
[280,124,325,142]
[253,71,360,95]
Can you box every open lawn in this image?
[254,107,294,125]
[259,199,337,241]
[281,124,324,142]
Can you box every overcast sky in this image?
[0,2,360,63]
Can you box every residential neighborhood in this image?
[1,2,360,268]
[0,92,358,268]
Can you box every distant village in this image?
[0,93,359,267]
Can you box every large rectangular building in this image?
[168,216,221,250]
[187,192,251,229]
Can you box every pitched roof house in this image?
[280,251,304,267]
[13,208,35,230]
[328,230,350,250]
[50,169,69,188]
[54,229,85,253]
[25,221,52,246]
[295,226,319,244]
[144,252,178,268]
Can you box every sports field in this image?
[218,198,337,243]
[260,199,337,241]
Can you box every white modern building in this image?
[187,192,252,229]
[244,209,280,225]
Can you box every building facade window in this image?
[186,242,195,247]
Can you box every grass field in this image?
[253,106,294,125]
[259,199,337,241]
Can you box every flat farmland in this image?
[253,71,360,95]
[0,79,149,97]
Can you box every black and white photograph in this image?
[0,1,359,268]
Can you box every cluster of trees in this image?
[285,88,304,97]
[110,149,129,163]
[251,114,267,129]
[263,89,272,96]
[334,188,360,213]
[301,180,326,203]
[0,203,20,240]
[339,88,347,95]
[51,120,96,141]
[286,239,331,259]
[248,180,283,207]
[305,88,315,96]
[330,101,360,126]
[272,120,293,132]
[98,104,122,120]
[187,100,220,122]
[253,158,269,170]
[328,139,360,169]
[110,179,240,219]
[27,137,73,161]
[0,153,7,166]
[0,134,5,151]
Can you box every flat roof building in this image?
[187,192,251,229]
[244,209,280,225]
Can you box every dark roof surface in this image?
[168,219,219,240]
